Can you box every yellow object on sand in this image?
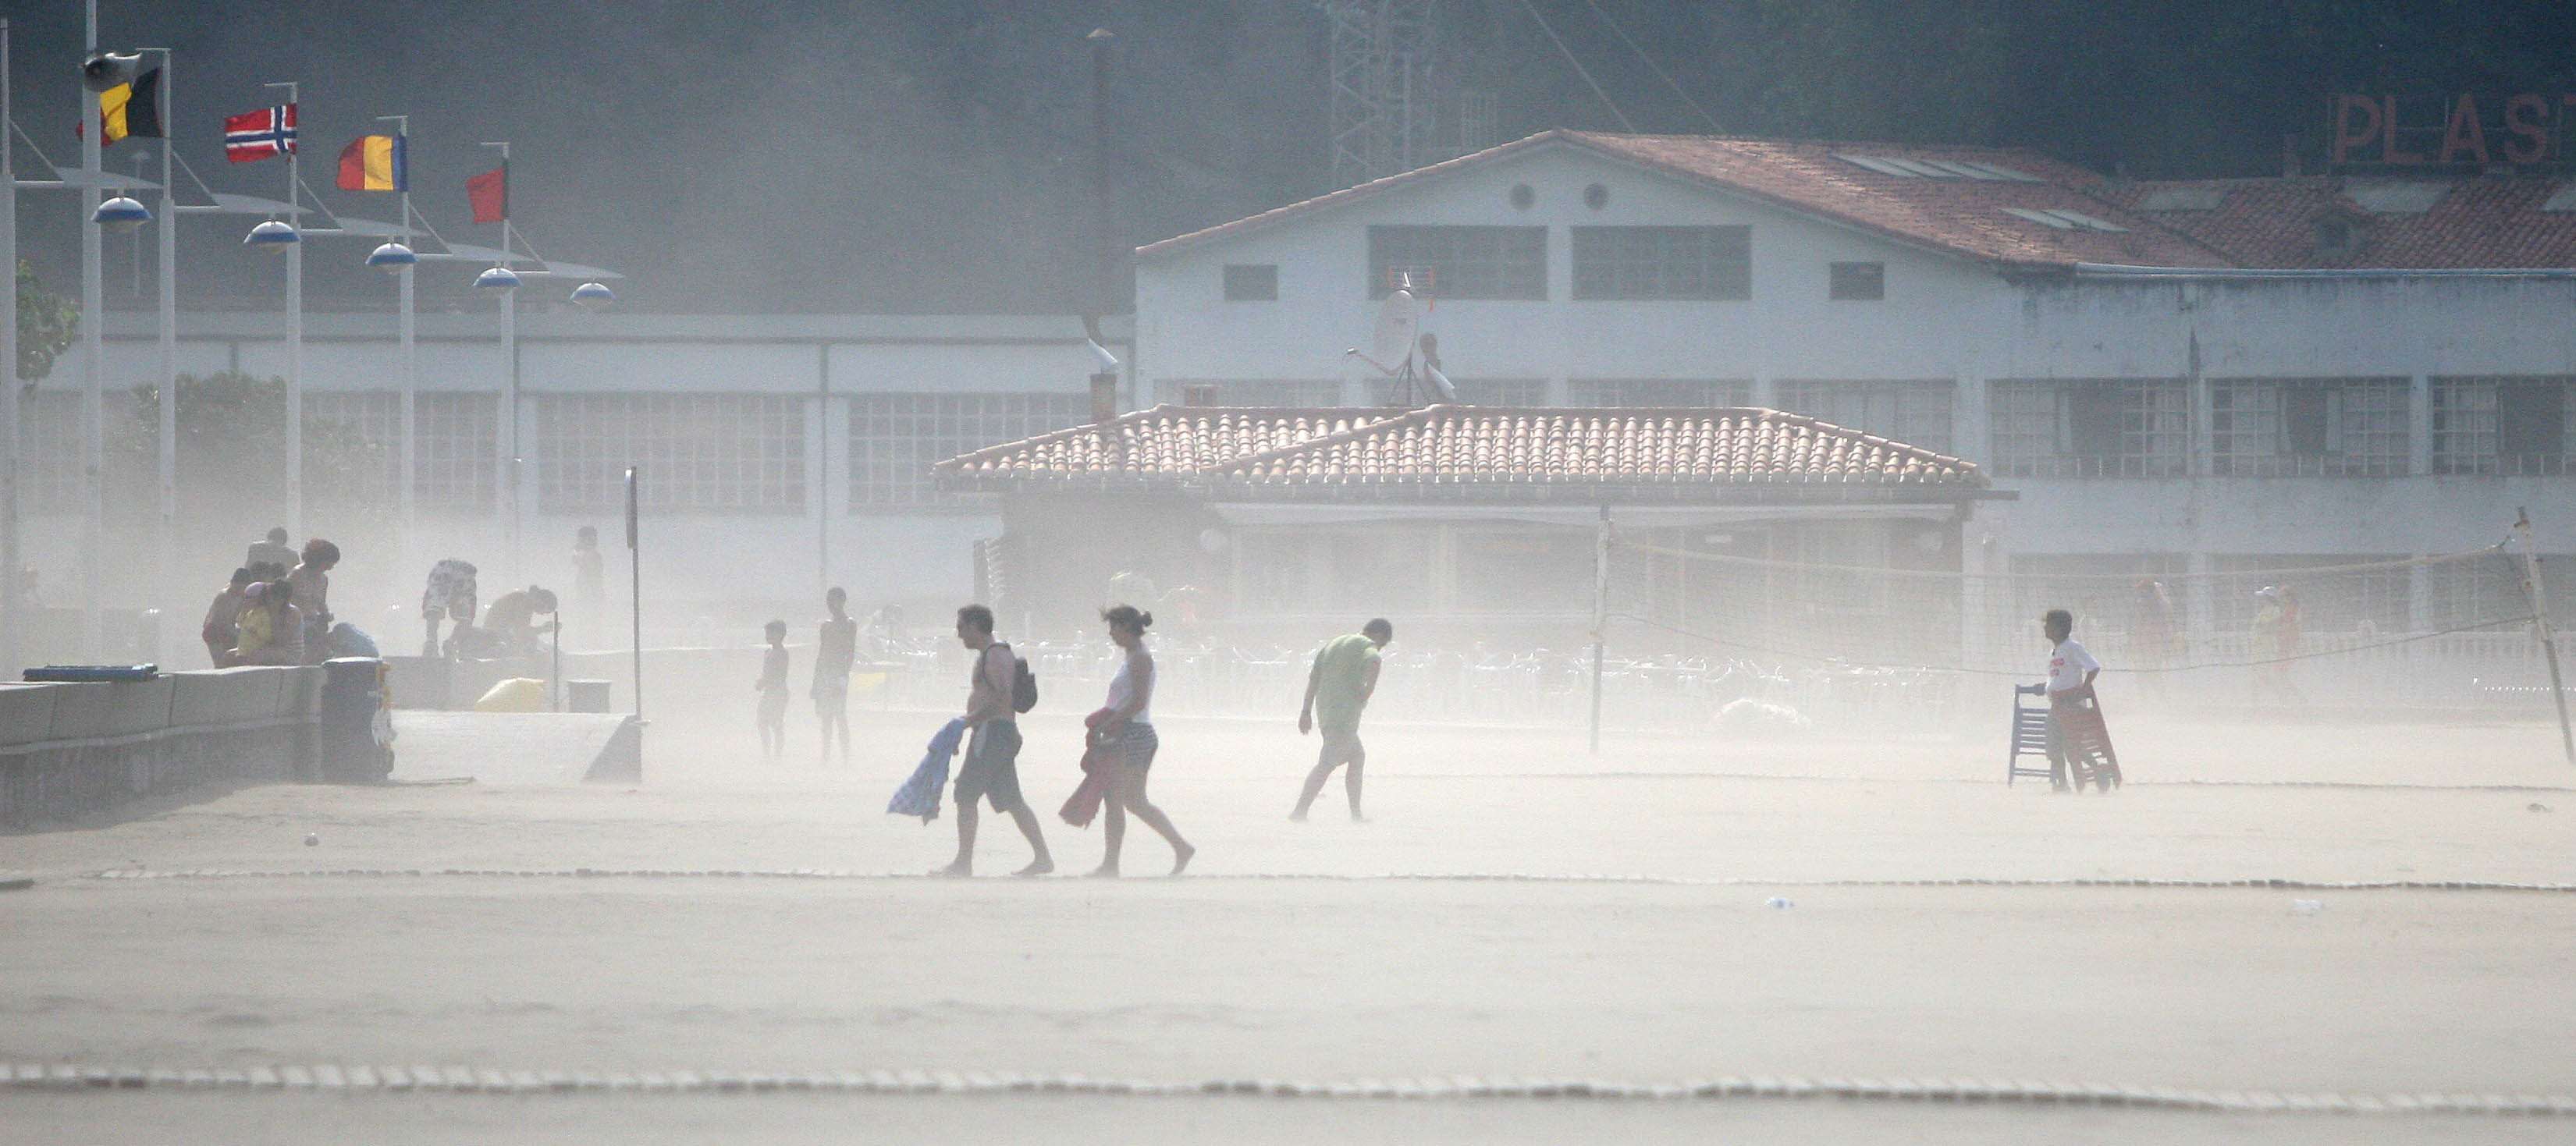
[474,677,549,713]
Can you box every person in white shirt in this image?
[2041,608,2102,792]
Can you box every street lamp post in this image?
[2,17,19,676]
[79,0,105,658]
[265,80,303,543]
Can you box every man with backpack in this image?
[937,604,1055,877]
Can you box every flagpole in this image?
[151,48,176,663]
[480,140,517,583]
[265,81,300,545]
[2,16,21,677]
[382,116,415,550]
[80,0,105,659]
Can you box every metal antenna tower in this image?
[1324,0,1441,189]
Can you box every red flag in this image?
[223,104,297,163]
[467,165,507,224]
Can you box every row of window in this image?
[14,378,2570,518]
[1989,375,2576,477]
[1219,225,1885,303]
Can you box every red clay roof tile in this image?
[936,405,1984,491]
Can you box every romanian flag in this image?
[336,135,407,192]
[98,68,164,144]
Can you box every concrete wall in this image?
[0,665,319,827]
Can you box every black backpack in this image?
[987,642,1039,714]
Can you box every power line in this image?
[1516,0,1636,133]
[1579,0,1723,133]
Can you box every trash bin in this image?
[565,679,613,713]
[318,658,395,782]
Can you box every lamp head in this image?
[570,282,616,310]
[243,220,300,251]
[474,265,523,291]
[92,197,152,232]
[365,242,417,273]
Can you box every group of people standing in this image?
[201,527,345,667]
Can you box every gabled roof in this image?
[936,405,1985,495]
[1135,130,2233,271]
[2097,176,2576,268]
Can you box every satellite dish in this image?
[1338,272,1459,408]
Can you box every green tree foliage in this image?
[105,372,386,564]
[15,260,77,383]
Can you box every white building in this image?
[24,312,1128,651]
[1129,130,2576,639]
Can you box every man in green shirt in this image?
[1294,618,1393,821]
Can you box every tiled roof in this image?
[2097,176,2576,268]
[937,405,1984,492]
[1136,130,2233,271]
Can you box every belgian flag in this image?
[99,68,164,145]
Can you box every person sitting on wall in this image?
[202,567,256,669]
[229,580,307,667]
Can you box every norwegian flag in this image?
[223,103,297,163]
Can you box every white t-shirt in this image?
[2047,638,2102,694]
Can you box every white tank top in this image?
[1106,648,1153,726]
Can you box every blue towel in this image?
[887,718,968,822]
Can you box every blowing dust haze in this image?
[5,4,2576,1144]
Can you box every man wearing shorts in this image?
[421,559,478,658]
[938,605,1054,877]
[1294,618,1392,821]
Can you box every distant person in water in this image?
[1089,605,1194,878]
[755,619,791,760]
[1295,618,1393,822]
[812,587,858,768]
[937,604,1053,877]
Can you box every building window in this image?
[1989,378,2190,477]
[2210,378,2409,477]
[2435,376,2573,475]
[1222,264,1277,301]
[1154,379,1341,407]
[414,393,503,513]
[1775,380,1954,453]
[1366,225,1547,300]
[1828,261,1885,300]
[851,392,1087,508]
[1370,376,1548,406]
[297,392,502,515]
[538,393,807,514]
[1566,378,1752,407]
[1571,225,1751,300]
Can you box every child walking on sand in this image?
[756,619,791,760]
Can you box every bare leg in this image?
[1092,786,1126,877]
[1292,747,1339,821]
[940,800,978,876]
[1120,766,1193,875]
[831,711,852,766]
[1006,804,1054,876]
[1344,741,1367,821]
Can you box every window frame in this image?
[1570,225,1753,301]
[1366,225,1548,301]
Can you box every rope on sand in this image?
[3,1060,2571,1115]
[81,868,2576,892]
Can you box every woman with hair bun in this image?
[1089,604,1195,876]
